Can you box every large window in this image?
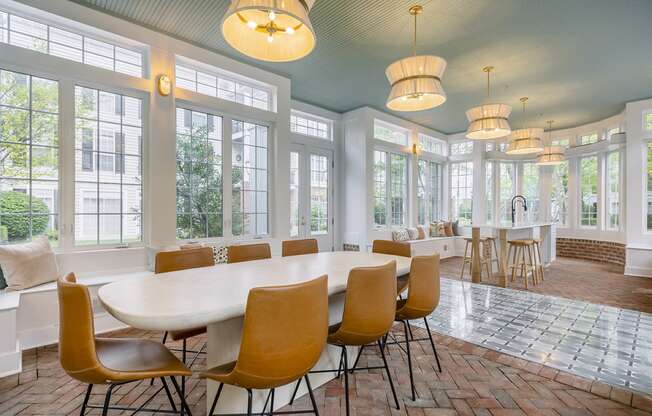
[499,162,515,223]
[606,151,620,230]
[485,161,494,223]
[551,161,569,227]
[289,151,299,237]
[175,108,223,239]
[418,133,446,156]
[450,141,473,155]
[417,159,441,225]
[310,154,329,234]
[290,111,331,140]
[373,150,407,227]
[522,163,539,222]
[176,60,271,111]
[450,161,473,225]
[580,133,599,145]
[580,156,598,228]
[374,120,408,146]
[232,120,268,237]
[0,10,143,77]
[74,86,142,245]
[647,143,652,230]
[552,137,570,148]
[0,69,58,244]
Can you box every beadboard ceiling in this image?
[67,0,652,133]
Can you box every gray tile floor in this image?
[419,278,652,395]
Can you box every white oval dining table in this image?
[98,251,412,415]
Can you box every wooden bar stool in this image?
[460,237,491,280]
[485,236,500,273]
[507,239,537,289]
[532,238,545,283]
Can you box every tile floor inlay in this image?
[419,278,652,395]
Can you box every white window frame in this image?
[449,160,473,226]
[417,157,442,225]
[373,119,409,147]
[418,133,447,156]
[578,155,599,229]
[604,150,621,231]
[290,109,332,141]
[450,140,473,156]
[373,146,409,229]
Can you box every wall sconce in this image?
[158,74,171,96]
[412,143,421,156]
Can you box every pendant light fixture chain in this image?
[483,66,494,99]
[409,5,423,57]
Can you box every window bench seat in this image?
[0,270,153,377]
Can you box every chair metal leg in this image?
[423,318,442,372]
[80,384,93,416]
[403,320,416,401]
[208,383,224,416]
[288,377,301,405]
[246,389,253,416]
[378,339,399,410]
[171,376,194,416]
[305,375,319,416]
[152,331,171,386]
[101,384,116,416]
[342,346,350,416]
[350,345,364,373]
[335,348,344,378]
[161,377,178,413]
[407,321,414,340]
[181,339,187,416]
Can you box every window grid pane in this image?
[450,141,473,155]
[175,63,271,112]
[522,163,539,222]
[289,151,299,237]
[417,160,426,225]
[74,86,143,245]
[175,108,223,240]
[290,112,331,140]
[606,151,619,230]
[580,156,598,228]
[450,161,473,225]
[374,121,408,146]
[429,161,441,222]
[0,9,143,77]
[389,153,407,226]
[499,163,514,223]
[310,154,329,234]
[0,69,59,245]
[418,133,446,156]
[373,150,386,227]
[551,161,569,227]
[485,162,494,223]
[232,120,268,237]
[580,133,599,145]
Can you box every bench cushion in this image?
[0,236,59,292]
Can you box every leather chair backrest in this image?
[155,247,215,274]
[233,275,328,389]
[404,254,440,315]
[282,239,318,257]
[339,261,397,342]
[372,240,411,258]
[227,243,272,264]
[57,273,103,384]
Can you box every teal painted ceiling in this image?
[68,0,652,134]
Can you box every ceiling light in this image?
[466,66,512,140]
[506,97,544,155]
[385,5,447,112]
[221,0,316,62]
[537,120,565,165]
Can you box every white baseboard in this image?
[0,341,21,378]
[624,265,652,278]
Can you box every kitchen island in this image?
[468,223,556,287]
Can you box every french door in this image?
[289,144,334,251]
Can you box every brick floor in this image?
[1,325,651,415]
[442,257,652,314]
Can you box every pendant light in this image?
[465,66,512,140]
[536,120,565,165]
[505,97,544,155]
[221,0,316,62]
[385,5,447,112]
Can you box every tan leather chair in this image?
[58,273,193,416]
[289,261,400,416]
[201,275,328,416]
[394,254,442,400]
[372,239,411,294]
[227,242,272,264]
[282,238,319,257]
[154,247,215,393]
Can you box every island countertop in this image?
[467,222,554,230]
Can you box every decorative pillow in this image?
[392,229,410,242]
[212,246,229,264]
[430,222,446,237]
[0,266,6,291]
[452,220,461,236]
[444,221,454,237]
[406,227,419,240]
[416,226,426,240]
[0,236,59,291]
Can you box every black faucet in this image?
[511,195,528,225]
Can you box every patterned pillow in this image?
[416,226,426,240]
[211,246,229,264]
[430,222,446,237]
[444,221,454,237]
[392,229,410,242]
[406,227,419,240]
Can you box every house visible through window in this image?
[0,69,59,244]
